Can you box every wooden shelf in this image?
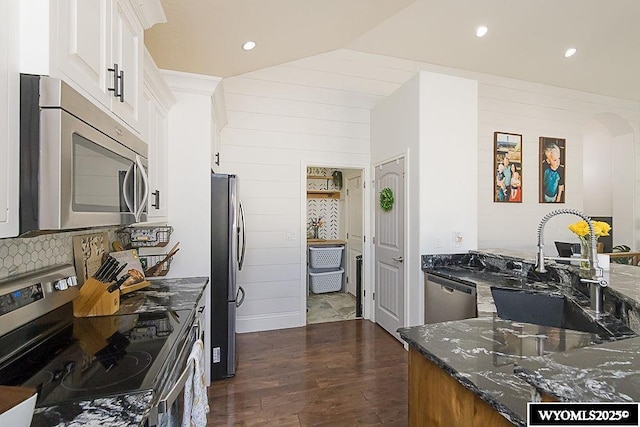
[307,175,331,180]
[307,190,340,199]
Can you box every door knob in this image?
[392,256,404,262]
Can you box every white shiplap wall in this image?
[220,52,381,332]
[220,48,640,333]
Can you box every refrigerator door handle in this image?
[238,201,247,271]
[235,286,245,307]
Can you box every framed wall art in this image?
[494,132,522,203]
[539,137,566,203]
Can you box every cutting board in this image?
[73,232,109,285]
[109,249,145,281]
[120,280,150,295]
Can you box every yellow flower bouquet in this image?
[568,220,611,266]
[568,220,611,239]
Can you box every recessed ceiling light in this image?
[242,41,256,51]
[476,26,488,38]
[564,48,577,58]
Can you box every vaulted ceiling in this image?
[145,0,640,102]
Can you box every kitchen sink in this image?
[490,287,612,338]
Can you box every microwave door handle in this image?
[134,155,149,222]
[238,201,246,271]
[122,163,135,216]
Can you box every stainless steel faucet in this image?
[535,208,608,315]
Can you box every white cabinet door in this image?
[142,50,174,222]
[0,0,19,237]
[110,0,142,130]
[55,0,142,131]
[148,102,168,220]
[56,0,112,108]
[142,86,168,221]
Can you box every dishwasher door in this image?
[424,273,477,324]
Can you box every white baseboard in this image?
[237,311,302,333]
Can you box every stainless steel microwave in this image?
[19,74,148,236]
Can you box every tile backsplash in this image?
[0,227,117,281]
[307,167,341,240]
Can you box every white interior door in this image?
[374,158,405,339]
[346,173,363,296]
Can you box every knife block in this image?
[73,278,120,317]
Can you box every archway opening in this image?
[582,113,636,250]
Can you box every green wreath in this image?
[380,187,395,212]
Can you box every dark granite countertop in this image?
[400,250,640,426]
[29,277,209,427]
[399,317,606,426]
[118,276,209,314]
[515,336,640,402]
[31,391,154,427]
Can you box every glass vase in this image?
[579,237,591,269]
[312,226,319,239]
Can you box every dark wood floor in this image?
[208,319,408,426]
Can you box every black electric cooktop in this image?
[0,303,191,408]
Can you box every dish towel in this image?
[181,339,209,427]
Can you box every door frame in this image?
[300,161,372,325]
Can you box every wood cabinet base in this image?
[408,347,514,427]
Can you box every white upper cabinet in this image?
[109,0,143,129]
[20,0,163,134]
[56,0,142,130]
[142,49,175,222]
[56,0,111,109]
[0,0,19,238]
[211,82,227,171]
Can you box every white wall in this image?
[216,49,639,333]
[474,80,638,251]
[162,70,221,385]
[583,120,613,216]
[418,71,478,326]
[612,133,636,248]
[220,56,374,332]
[371,71,478,327]
[162,70,219,277]
[418,71,478,256]
[371,74,419,327]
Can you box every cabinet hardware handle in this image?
[215,152,220,166]
[152,190,160,209]
[118,69,125,102]
[108,63,120,97]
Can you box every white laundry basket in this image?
[309,246,344,269]
[309,268,344,293]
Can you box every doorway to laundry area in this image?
[305,166,364,324]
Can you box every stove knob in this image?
[54,279,68,291]
[67,276,78,287]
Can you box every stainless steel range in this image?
[0,265,194,424]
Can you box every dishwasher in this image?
[424,273,477,324]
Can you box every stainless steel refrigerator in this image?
[210,173,246,379]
